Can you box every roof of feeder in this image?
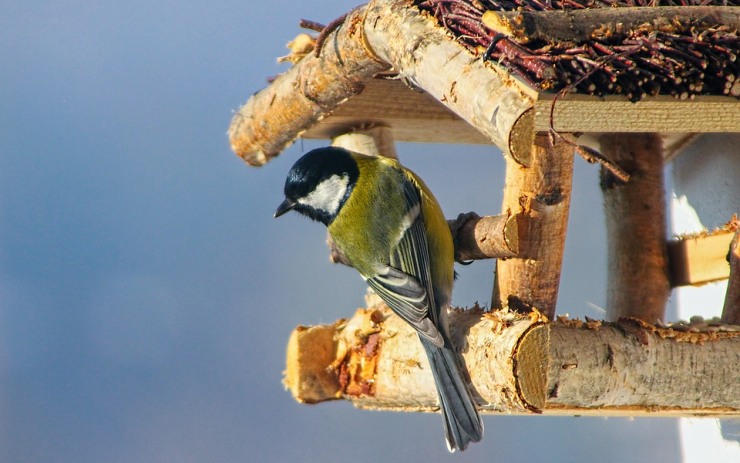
[417,1,739,100]
[229,0,740,166]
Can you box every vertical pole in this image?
[721,230,740,324]
[493,133,574,319]
[331,126,398,159]
[600,133,669,323]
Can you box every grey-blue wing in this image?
[377,212,482,450]
[365,265,443,347]
[365,176,444,346]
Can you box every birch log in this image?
[285,305,740,416]
[600,133,670,323]
[449,213,520,262]
[228,6,390,166]
[229,0,536,167]
[363,0,536,166]
[493,134,574,318]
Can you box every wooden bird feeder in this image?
[229,0,740,417]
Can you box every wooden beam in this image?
[668,228,735,287]
[301,78,492,145]
[300,79,739,147]
[535,94,740,134]
[229,1,739,166]
[600,133,669,323]
[493,134,573,318]
[228,0,534,166]
[228,5,390,166]
[331,126,398,159]
[363,0,536,164]
[285,305,740,416]
[482,6,740,43]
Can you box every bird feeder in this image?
[229,0,740,417]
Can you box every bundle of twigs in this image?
[414,0,739,100]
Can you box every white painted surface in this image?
[670,134,740,463]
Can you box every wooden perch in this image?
[449,213,520,261]
[723,229,740,324]
[482,6,740,43]
[493,134,573,318]
[600,133,669,323]
[285,305,740,416]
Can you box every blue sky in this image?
[0,1,685,462]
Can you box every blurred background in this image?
[1,1,734,462]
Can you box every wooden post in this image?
[331,126,397,159]
[493,134,573,319]
[600,134,669,323]
[722,230,740,324]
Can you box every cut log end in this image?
[514,323,549,412]
[285,324,342,403]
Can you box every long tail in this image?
[420,337,483,452]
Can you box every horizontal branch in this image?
[228,5,390,166]
[229,0,536,166]
[285,304,740,416]
[449,213,520,261]
[482,6,740,44]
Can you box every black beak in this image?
[274,198,295,218]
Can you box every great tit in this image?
[274,146,483,451]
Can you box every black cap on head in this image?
[275,146,360,225]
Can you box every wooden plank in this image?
[301,78,739,145]
[668,229,735,287]
[534,94,740,133]
[300,78,492,145]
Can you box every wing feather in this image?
[365,176,444,347]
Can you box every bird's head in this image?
[274,147,359,226]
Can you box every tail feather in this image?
[421,337,483,452]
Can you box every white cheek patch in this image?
[298,174,349,215]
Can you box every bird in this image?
[274,146,483,451]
